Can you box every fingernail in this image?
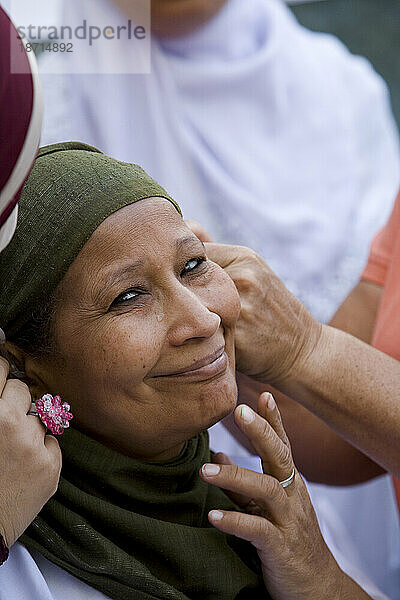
[209,510,224,521]
[240,405,255,424]
[265,392,276,410]
[202,463,220,476]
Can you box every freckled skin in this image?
[29,199,240,460]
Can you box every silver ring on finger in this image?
[27,403,39,418]
[279,467,295,489]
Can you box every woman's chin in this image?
[194,372,238,428]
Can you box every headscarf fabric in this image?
[0,141,180,338]
[22,429,266,600]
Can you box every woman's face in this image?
[34,199,240,460]
[114,0,227,37]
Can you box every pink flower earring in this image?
[29,394,74,435]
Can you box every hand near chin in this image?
[200,392,345,600]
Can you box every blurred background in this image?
[9,0,400,129]
[290,0,400,131]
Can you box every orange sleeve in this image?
[362,191,400,287]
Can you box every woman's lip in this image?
[151,347,226,378]
[154,351,228,383]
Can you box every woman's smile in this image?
[148,346,228,382]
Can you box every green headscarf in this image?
[0,141,180,338]
[1,142,268,599]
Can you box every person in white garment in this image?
[35,0,400,596]
[0,4,62,570]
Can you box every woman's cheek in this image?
[110,316,165,376]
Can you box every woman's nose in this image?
[167,287,221,346]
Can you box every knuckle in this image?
[5,378,30,398]
[235,244,252,259]
[234,511,249,531]
[258,417,272,441]
[234,275,254,294]
[0,411,18,433]
[251,518,267,545]
[268,476,283,497]
[231,464,244,482]
[277,443,292,470]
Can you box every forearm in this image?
[280,325,400,476]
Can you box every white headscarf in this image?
[40,0,400,323]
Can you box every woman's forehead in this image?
[62,199,197,284]
[86,198,183,253]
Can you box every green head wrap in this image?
[0,142,181,339]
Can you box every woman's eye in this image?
[181,257,205,275]
[109,288,141,309]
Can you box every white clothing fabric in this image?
[40,0,400,324]
[308,477,400,600]
[0,511,391,600]
[0,543,109,600]
[37,0,400,597]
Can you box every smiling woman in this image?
[0,142,267,600]
[37,196,240,461]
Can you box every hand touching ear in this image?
[0,357,61,552]
[203,242,321,386]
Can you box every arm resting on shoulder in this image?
[225,281,385,484]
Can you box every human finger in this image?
[258,392,291,449]
[234,402,294,485]
[1,377,32,414]
[212,452,257,508]
[208,508,277,552]
[0,356,9,396]
[184,219,214,242]
[201,462,288,524]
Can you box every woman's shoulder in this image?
[0,542,109,600]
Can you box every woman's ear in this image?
[4,341,49,398]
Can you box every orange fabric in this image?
[362,191,400,510]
